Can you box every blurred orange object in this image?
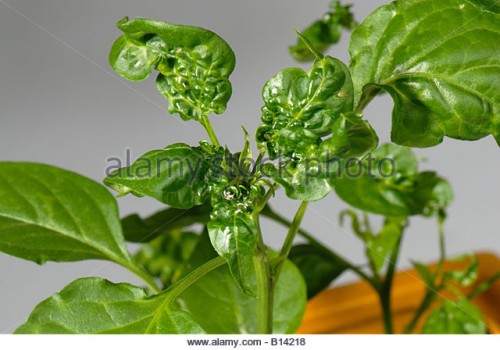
[298,253,500,334]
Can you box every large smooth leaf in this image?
[289,244,348,298]
[180,232,307,334]
[110,17,235,121]
[121,203,211,242]
[104,143,211,209]
[422,298,486,334]
[15,278,204,334]
[0,162,132,266]
[349,0,500,147]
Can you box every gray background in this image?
[0,0,498,333]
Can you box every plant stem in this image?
[405,213,447,333]
[404,289,436,334]
[272,201,309,279]
[262,205,377,289]
[378,234,403,334]
[253,214,273,334]
[200,114,221,147]
[167,256,226,301]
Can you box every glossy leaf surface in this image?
[110,17,235,121]
[349,0,500,147]
[16,278,204,334]
[0,162,132,266]
[334,144,452,217]
[257,56,354,160]
[104,143,213,209]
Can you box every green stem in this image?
[272,201,309,279]
[435,211,446,278]
[167,256,226,301]
[200,114,221,147]
[405,212,447,333]
[262,205,378,289]
[378,234,403,334]
[467,272,500,300]
[404,289,436,334]
[253,214,273,334]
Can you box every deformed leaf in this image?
[207,207,257,295]
[349,0,500,147]
[290,0,356,62]
[15,278,204,334]
[110,17,236,121]
[104,143,214,209]
[135,230,199,288]
[256,56,354,160]
[0,162,133,267]
[422,298,486,334]
[334,144,452,217]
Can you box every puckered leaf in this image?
[104,143,216,209]
[422,298,486,334]
[256,56,354,160]
[207,195,259,295]
[349,0,500,147]
[180,232,307,334]
[334,144,452,217]
[0,162,132,266]
[135,230,199,288]
[15,278,204,334]
[110,17,235,121]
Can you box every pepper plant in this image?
[1,0,499,334]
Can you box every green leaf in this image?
[0,162,132,266]
[256,56,354,160]
[290,0,356,62]
[263,162,332,202]
[289,244,348,298]
[135,230,199,287]
[318,112,378,159]
[15,277,204,334]
[104,143,214,209]
[366,220,403,273]
[121,203,211,242]
[349,0,500,147]
[180,232,307,334]
[413,261,435,287]
[444,255,479,287]
[422,298,486,334]
[334,144,452,217]
[110,17,235,121]
[207,208,257,295]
